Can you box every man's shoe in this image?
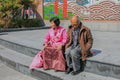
[71,70,81,75]
[65,68,72,74]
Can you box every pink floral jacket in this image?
[44,26,68,47]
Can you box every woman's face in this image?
[50,21,57,29]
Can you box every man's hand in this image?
[82,56,86,61]
[82,54,87,61]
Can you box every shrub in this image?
[0,23,4,28]
[10,18,42,28]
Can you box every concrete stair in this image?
[0,29,120,80]
[0,45,119,80]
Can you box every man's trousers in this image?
[65,45,81,71]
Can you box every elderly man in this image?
[65,16,93,75]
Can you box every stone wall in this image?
[45,20,120,32]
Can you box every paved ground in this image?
[0,60,37,80]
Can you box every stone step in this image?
[0,61,37,80]
[0,30,120,79]
[0,45,59,80]
[0,35,120,79]
[0,45,119,80]
[0,37,40,57]
[0,28,49,57]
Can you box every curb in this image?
[0,26,50,32]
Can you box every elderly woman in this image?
[30,17,68,71]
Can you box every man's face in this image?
[71,20,79,29]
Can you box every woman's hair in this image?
[50,17,60,26]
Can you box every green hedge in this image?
[10,19,43,28]
[0,23,4,28]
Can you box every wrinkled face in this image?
[71,19,79,29]
[50,21,57,29]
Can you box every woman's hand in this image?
[43,44,48,49]
[57,45,62,50]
